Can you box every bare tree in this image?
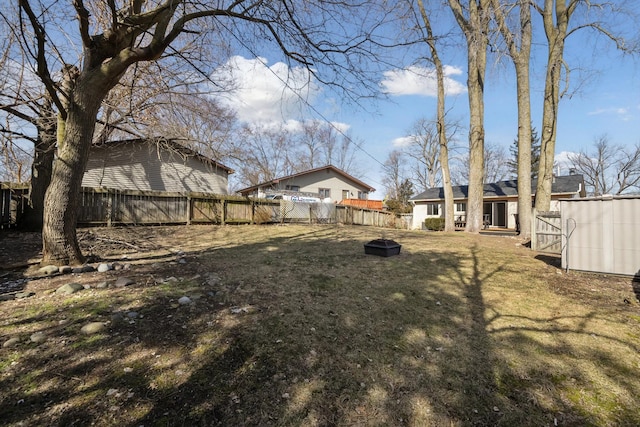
[452,142,510,184]
[491,0,533,238]
[293,121,360,174]
[404,117,441,191]
[14,0,393,265]
[568,135,640,196]
[232,123,297,189]
[0,129,32,182]
[382,150,408,201]
[0,23,57,229]
[419,1,456,232]
[447,0,491,233]
[532,0,636,211]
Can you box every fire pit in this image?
[364,239,401,257]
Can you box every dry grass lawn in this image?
[1,224,639,426]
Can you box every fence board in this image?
[2,185,406,230]
[531,210,562,253]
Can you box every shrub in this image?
[424,218,445,231]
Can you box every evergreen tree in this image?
[508,127,540,179]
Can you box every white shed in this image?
[561,195,640,277]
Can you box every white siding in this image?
[278,169,371,202]
[82,142,229,194]
[411,202,443,230]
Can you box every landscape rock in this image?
[97,263,112,273]
[178,296,192,305]
[30,332,47,343]
[72,265,95,274]
[81,322,106,334]
[3,337,20,348]
[38,265,60,276]
[96,281,109,289]
[59,266,73,274]
[56,282,85,295]
[114,277,134,287]
[110,312,125,326]
[14,291,35,299]
[206,274,221,286]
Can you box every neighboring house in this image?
[237,165,375,203]
[82,138,233,194]
[411,174,586,230]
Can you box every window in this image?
[455,202,467,212]
[319,188,330,198]
[285,185,300,192]
[426,203,439,216]
[357,191,368,200]
[342,190,350,199]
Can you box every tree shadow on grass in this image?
[1,227,639,426]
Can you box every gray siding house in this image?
[82,138,233,194]
[411,174,586,230]
[237,165,375,203]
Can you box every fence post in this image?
[106,190,113,227]
[251,200,255,224]
[186,195,192,225]
[531,208,537,250]
[222,199,227,225]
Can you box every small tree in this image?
[507,127,540,179]
[386,179,414,214]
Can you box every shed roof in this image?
[93,138,234,173]
[411,174,584,201]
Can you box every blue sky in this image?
[209,44,639,195]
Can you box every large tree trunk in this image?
[515,61,532,238]
[465,44,487,233]
[417,0,454,232]
[22,96,56,231]
[448,0,489,234]
[495,0,533,239]
[41,76,105,266]
[535,0,569,211]
[435,57,454,233]
[534,47,562,211]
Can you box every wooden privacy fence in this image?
[76,187,407,228]
[531,209,562,253]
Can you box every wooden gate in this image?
[531,210,562,253]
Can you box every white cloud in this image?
[380,65,466,97]
[554,151,578,174]
[392,136,415,148]
[210,56,320,125]
[588,106,632,121]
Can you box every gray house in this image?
[237,165,375,203]
[411,174,586,230]
[82,138,233,194]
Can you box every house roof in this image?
[411,174,584,201]
[93,138,234,173]
[237,165,375,194]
